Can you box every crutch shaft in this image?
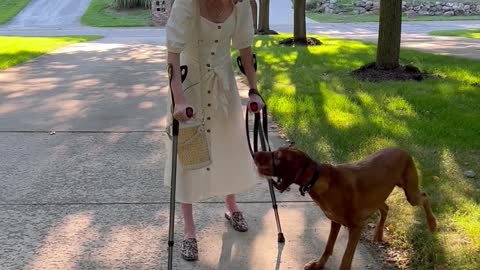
[167,64,190,270]
[167,119,179,270]
[259,123,285,243]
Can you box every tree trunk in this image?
[376,0,402,70]
[258,0,271,34]
[293,0,307,44]
[249,0,258,34]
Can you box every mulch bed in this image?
[278,37,323,46]
[256,29,279,35]
[352,62,427,82]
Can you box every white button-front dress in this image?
[164,0,260,203]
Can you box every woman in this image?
[164,0,264,261]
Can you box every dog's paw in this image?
[428,217,438,233]
[373,234,390,243]
[304,260,324,270]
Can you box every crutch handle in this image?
[249,102,259,113]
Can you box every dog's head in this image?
[253,146,316,193]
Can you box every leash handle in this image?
[245,105,271,156]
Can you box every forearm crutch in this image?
[167,64,193,270]
[238,55,285,243]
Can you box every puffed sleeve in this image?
[232,0,254,50]
[166,0,194,53]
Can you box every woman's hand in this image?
[173,102,195,122]
[248,93,264,113]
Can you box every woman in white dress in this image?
[165,0,263,261]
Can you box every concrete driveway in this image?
[5,0,92,28]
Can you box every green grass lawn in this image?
[0,0,31,25]
[0,36,101,70]
[307,12,480,23]
[81,0,151,27]
[245,34,480,269]
[430,29,480,39]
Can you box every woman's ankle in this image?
[225,194,240,213]
[182,203,196,239]
[184,232,196,240]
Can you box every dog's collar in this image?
[299,163,321,196]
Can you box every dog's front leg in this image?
[339,226,362,270]
[304,221,341,270]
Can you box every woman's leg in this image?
[225,194,239,213]
[182,203,196,239]
[225,194,248,232]
[181,203,198,261]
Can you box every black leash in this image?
[237,54,270,156]
[245,95,270,157]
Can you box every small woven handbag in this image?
[167,66,211,170]
[176,120,211,170]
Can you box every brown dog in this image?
[254,147,437,270]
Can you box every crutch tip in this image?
[278,233,285,243]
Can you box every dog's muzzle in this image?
[270,152,291,192]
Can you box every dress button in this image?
[207,167,210,171]
[207,129,211,133]
[217,25,221,29]
[208,103,211,107]
[207,90,211,94]
[214,40,219,43]
[206,64,210,67]
[207,117,211,120]
[211,52,215,55]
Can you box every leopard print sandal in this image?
[225,211,248,232]
[181,238,198,261]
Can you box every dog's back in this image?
[315,147,436,231]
